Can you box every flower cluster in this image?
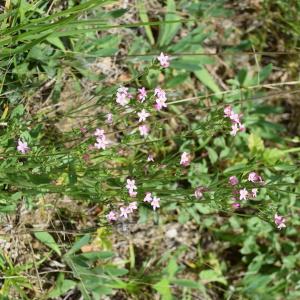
[126,179,137,197]
[228,172,262,207]
[154,87,168,111]
[94,128,109,150]
[143,192,160,210]
[107,201,138,221]
[224,106,245,136]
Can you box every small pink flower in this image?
[251,188,258,198]
[128,201,138,213]
[155,98,168,111]
[147,154,154,162]
[94,136,109,150]
[106,113,113,124]
[157,52,170,68]
[194,187,204,199]
[151,196,160,210]
[17,139,30,154]
[144,192,153,203]
[229,176,239,186]
[229,113,241,125]
[107,211,117,222]
[116,86,132,106]
[230,123,239,136]
[224,106,233,117]
[239,188,248,200]
[94,128,105,137]
[120,207,129,219]
[139,125,149,137]
[232,203,240,208]
[154,87,167,101]
[138,109,150,122]
[248,172,263,183]
[129,190,137,197]
[117,86,128,94]
[138,87,147,102]
[126,179,137,191]
[274,213,286,229]
[80,127,88,134]
[180,152,191,166]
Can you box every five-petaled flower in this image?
[139,125,149,137]
[239,188,248,200]
[138,109,150,122]
[274,213,286,229]
[107,211,117,221]
[138,87,147,102]
[144,192,153,203]
[157,52,170,68]
[229,176,239,186]
[17,139,30,154]
[151,196,160,210]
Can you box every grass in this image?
[0,0,299,299]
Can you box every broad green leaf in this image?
[199,270,227,285]
[172,279,205,291]
[154,278,172,300]
[34,231,61,256]
[248,133,264,154]
[66,234,91,255]
[206,146,218,164]
[137,1,155,45]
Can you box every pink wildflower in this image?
[144,192,153,203]
[251,188,258,198]
[224,106,233,117]
[120,207,129,219]
[239,188,248,200]
[230,123,239,136]
[155,97,168,111]
[139,125,149,137]
[180,152,191,166]
[229,176,239,186]
[128,201,138,213]
[232,203,240,208]
[94,136,109,150]
[151,196,160,210]
[248,172,263,183]
[17,139,30,154]
[274,213,286,229]
[147,154,154,162]
[157,52,170,68]
[154,87,167,100]
[138,109,150,122]
[107,211,117,222]
[129,190,137,197]
[126,179,137,191]
[106,113,113,124]
[94,128,105,137]
[138,87,147,102]
[116,86,132,106]
[194,187,204,199]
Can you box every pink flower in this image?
[107,211,117,222]
[274,213,286,229]
[120,207,129,219]
[229,176,239,186]
[251,188,258,198]
[147,154,154,162]
[126,179,137,191]
[128,201,138,213]
[194,187,204,199]
[151,196,160,210]
[224,106,233,117]
[154,87,167,101]
[138,87,147,102]
[138,109,150,122]
[157,52,170,68]
[129,190,137,197]
[239,188,248,200]
[180,152,191,166]
[94,136,109,150]
[17,139,30,154]
[248,172,263,183]
[155,97,168,111]
[94,128,105,137]
[229,113,242,125]
[139,125,149,137]
[230,123,239,136]
[144,192,153,203]
[106,113,113,124]
[232,203,240,208]
[116,86,132,106]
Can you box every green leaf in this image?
[199,270,227,285]
[172,279,205,291]
[154,278,172,300]
[66,234,91,256]
[137,1,155,45]
[158,0,181,47]
[248,133,265,154]
[34,231,61,256]
[48,273,76,298]
[206,146,218,164]
[194,68,221,98]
